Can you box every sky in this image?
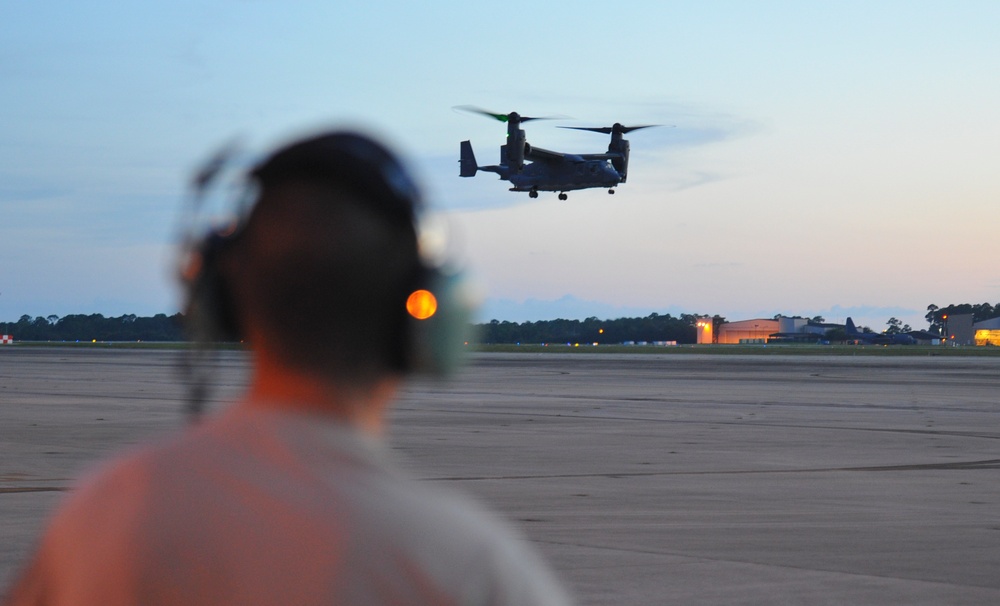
[3,1,999,333]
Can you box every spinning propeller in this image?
[453,105,561,123]
[560,123,659,135]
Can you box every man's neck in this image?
[243,350,398,436]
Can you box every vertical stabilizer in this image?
[459,141,478,177]
[845,317,859,335]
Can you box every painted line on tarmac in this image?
[424,458,1000,481]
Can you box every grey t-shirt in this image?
[5,404,572,605]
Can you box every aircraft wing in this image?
[577,153,618,161]
[526,146,578,162]
[526,146,622,163]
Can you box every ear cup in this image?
[403,269,476,375]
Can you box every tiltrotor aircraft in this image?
[456,106,656,200]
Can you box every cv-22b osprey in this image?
[456,106,656,200]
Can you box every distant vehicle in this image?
[845,317,916,345]
[456,106,657,200]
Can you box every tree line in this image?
[1,311,706,344]
[0,314,185,342]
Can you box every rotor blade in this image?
[560,126,613,134]
[619,124,660,134]
[453,105,563,123]
[560,124,661,135]
[520,112,572,122]
[453,105,510,122]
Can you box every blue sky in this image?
[2,1,998,332]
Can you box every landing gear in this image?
[608,188,616,195]
[529,188,538,199]
[558,192,568,201]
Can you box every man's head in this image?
[188,131,428,385]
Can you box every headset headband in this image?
[249,132,422,229]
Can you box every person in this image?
[3,131,572,605]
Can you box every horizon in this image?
[5,297,977,334]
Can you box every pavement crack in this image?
[0,487,69,494]
[422,459,1000,481]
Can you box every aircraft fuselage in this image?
[507,159,621,193]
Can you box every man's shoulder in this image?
[53,411,239,518]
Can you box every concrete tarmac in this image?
[2,348,999,604]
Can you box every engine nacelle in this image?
[612,140,630,182]
[504,128,527,172]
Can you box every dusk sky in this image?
[3,2,998,332]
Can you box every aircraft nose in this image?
[604,165,621,182]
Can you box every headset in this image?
[178,131,475,382]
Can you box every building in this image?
[909,330,943,345]
[974,316,1000,346]
[945,314,975,346]
[703,313,995,346]
[695,318,714,344]
[716,318,779,344]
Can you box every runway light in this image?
[406,289,437,320]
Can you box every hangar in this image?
[974,317,1000,346]
[715,318,778,344]
[697,317,832,345]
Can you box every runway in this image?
[3,348,1000,604]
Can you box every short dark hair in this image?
[225,133,422,383]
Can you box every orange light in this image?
[406,289,438,320]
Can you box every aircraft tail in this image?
[459,141,478,177]
[845,317,859,335]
